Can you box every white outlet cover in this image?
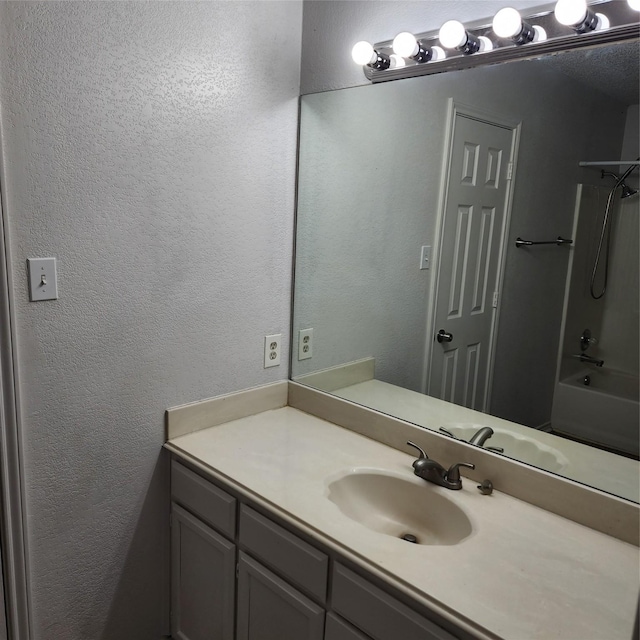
[298,328,313,361]
[264,334,281,368]
[27,257,59,301]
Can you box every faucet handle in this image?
[406,441,428,460]
[446,462,475,482]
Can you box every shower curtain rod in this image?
[579,161,640,167]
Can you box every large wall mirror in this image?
[291,38,639,502]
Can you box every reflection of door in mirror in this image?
[428,109,517,412]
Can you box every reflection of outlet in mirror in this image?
[420,245,431,270]
[27,257,59,301]
[264,334,281,368]
[298,328,313,360]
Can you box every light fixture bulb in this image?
[478,36,494,52]
[629,0,640,10]
[493,7,523,38]
[554,0,588,26]
[439,20,468,49]
[532,25,548,41]
[389,54,406,69]
[351,41,375,66]
[595,13,610,29]
[393,32,419,58]
[431,46,446,61]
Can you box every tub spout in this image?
[573,353,604,367]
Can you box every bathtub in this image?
[551,369,639,457]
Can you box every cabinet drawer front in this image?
[332,564,458,640]
[239,505,328,603]
[325,613,371,640]
[171,460,236,538]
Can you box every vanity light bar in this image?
[355,0,639,83]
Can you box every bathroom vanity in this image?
[164,382,639,640]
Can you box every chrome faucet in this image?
[407,441,475,490]
[573,353,604,367]
[468,426,494,446]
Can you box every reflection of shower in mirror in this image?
[590,158,639,299]
[554,176,639,458]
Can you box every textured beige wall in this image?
[0,2,301,637]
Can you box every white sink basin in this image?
[326,469,473,545]
[441,423,568,473]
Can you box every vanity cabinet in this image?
[170,457,464,640]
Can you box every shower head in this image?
[620,182,638,199]
[601,160,639,199]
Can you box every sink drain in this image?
[400,533,418,544]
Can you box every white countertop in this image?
[166,406,639,640]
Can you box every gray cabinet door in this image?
[171,504,235,640]
[237,552,325,640]
[325,613,372,640]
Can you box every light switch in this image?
[27,258,58,301]
[420,245,431,270]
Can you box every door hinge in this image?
[506,162,513,180]
[492,291,499,308]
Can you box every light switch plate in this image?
[27,258,58,301]
[420,245,431,270]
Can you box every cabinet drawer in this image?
[171,460,236,538]
[239,505,328,603]
[332,564,458,640]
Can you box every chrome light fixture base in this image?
[360,0,639,83]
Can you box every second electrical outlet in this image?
[298,328,313,360]
[264,334,281,368]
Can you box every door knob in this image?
[437,329,453,343]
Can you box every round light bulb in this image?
[532,25,548,41]
[389,54,406,69]
[351,41,375,66]
[431,46,447,61]
[393,32,419,58]
[595,13,610,29]
[629,0,640,10]
[439,20,468,49]
[493,7,523,38]
[478,36,494,52]
[554,0,588,26]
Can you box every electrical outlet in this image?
[298,328,313,361]
[264,334,281,368]
[420,245,431,270]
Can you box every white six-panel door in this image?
[428,112,516,412]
